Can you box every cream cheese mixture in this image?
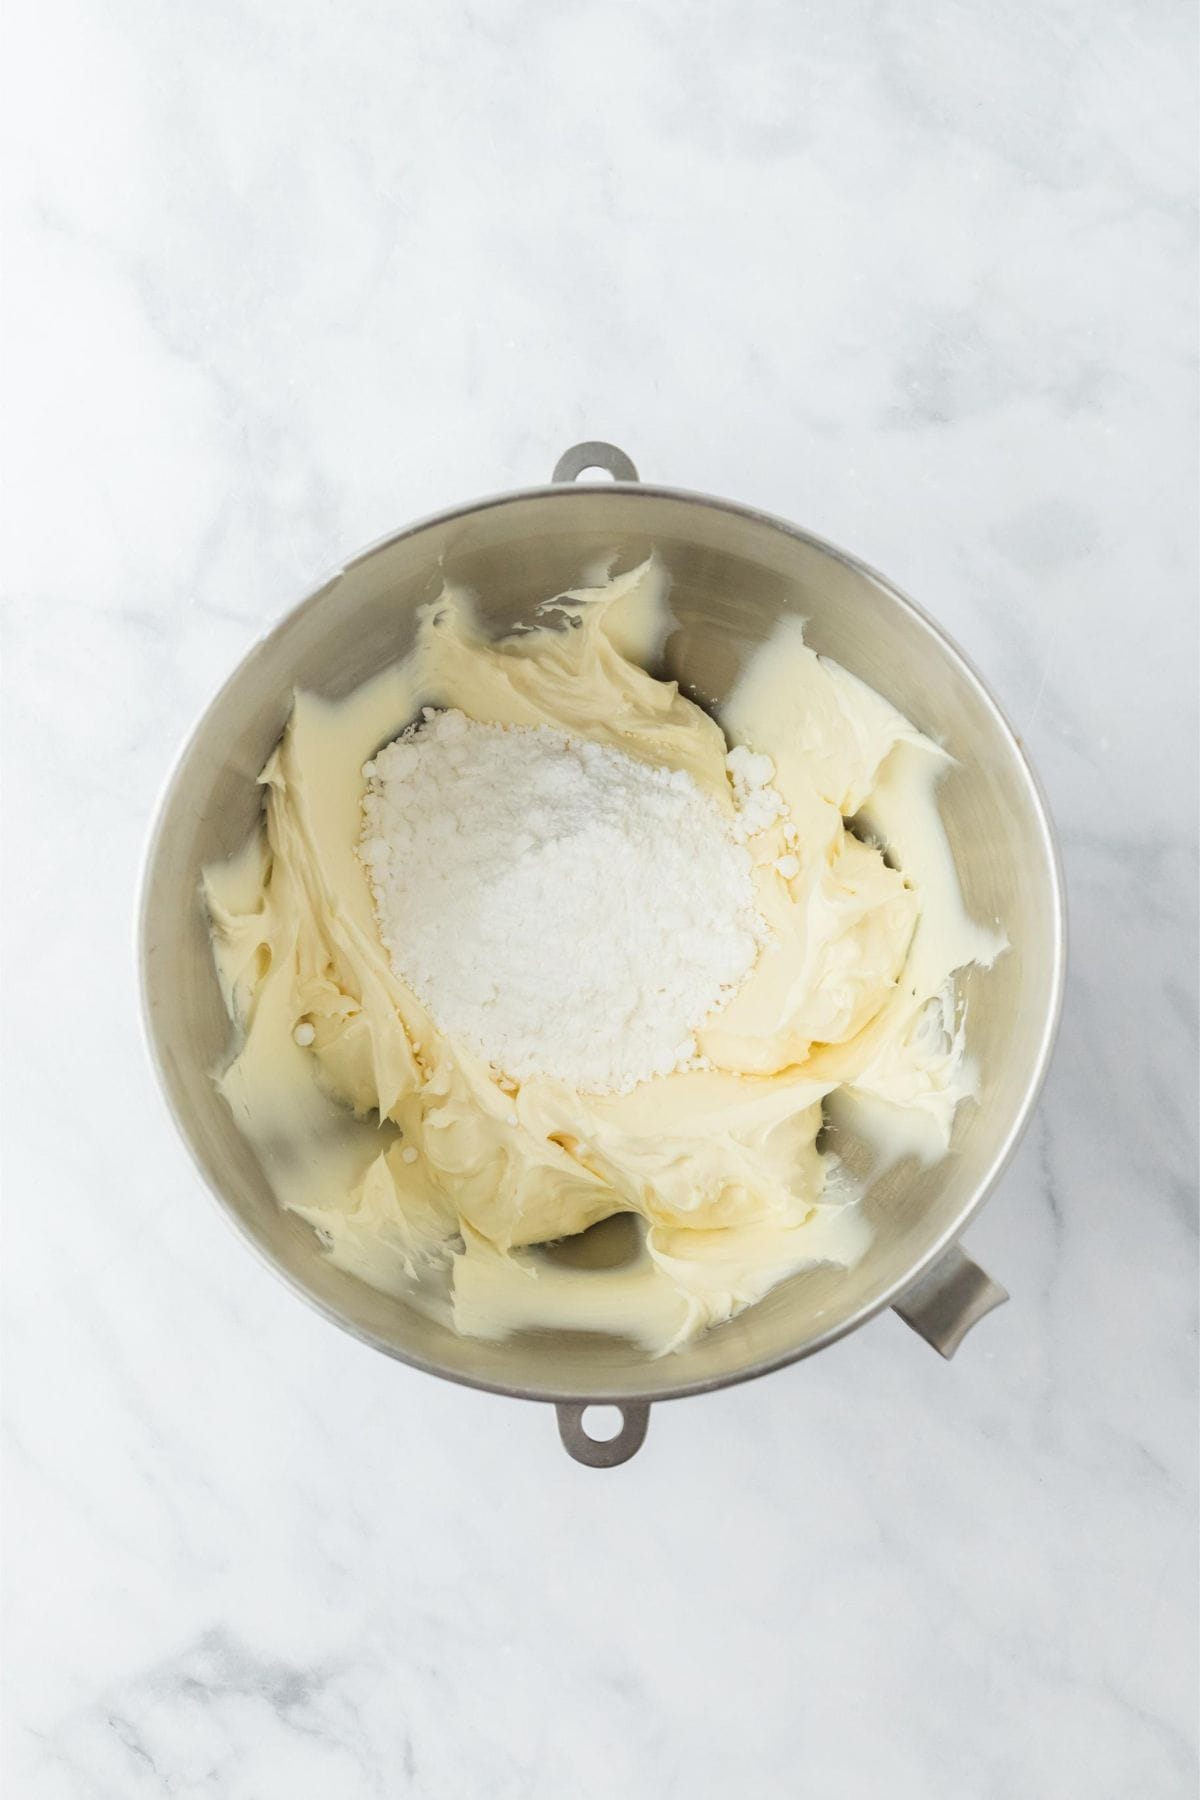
[205,560,1001,1353]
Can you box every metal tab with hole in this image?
[556,1402,650,1467]
[552,440,640,484]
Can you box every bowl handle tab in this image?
[556,1401,650,1467]
[893,1244,1008,1358]
[551,441,640,484]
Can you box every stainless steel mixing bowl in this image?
[139,441,1065,1466]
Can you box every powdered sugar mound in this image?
[360,710,769,1093]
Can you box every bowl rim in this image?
[137,475,1068,1407]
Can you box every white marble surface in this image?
[3,1,1197,1794]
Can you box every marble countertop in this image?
[4,1,1196,1795]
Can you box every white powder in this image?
[726,743,787,838]
[360,710,774,1093]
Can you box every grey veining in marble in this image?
[2,1,1196,1795]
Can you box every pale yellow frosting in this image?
[205,561,1000,1353]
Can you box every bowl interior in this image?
[141,486,1062,1402]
